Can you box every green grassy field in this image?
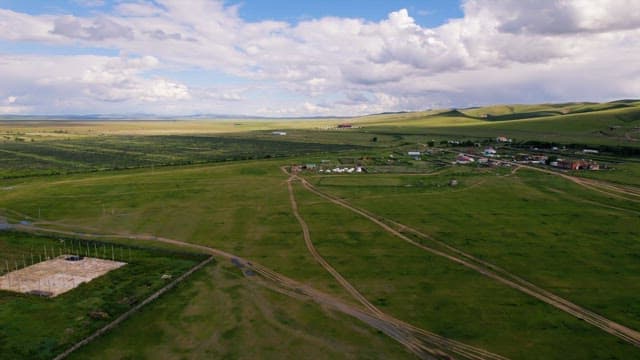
[292,180,639,359]
[0,134,366,178]
[1,101,639,359]
[69,260,410,360]
[0,160,361,304]
[306,168,640,332]
[0,231,206,360]
[356,103,640,147]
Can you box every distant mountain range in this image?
[1,99,637,121]
[0,113,352,121]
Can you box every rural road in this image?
[9,220,505,360]
[444,149,640,202]
[292,170,640,349]
[285,172,508,359]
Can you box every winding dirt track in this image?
[5,159,638,358]
[286,177,383,316]
[285,175,508,359]
[294,173,640,349]
[517,163,640,201]
[9,222,507,360]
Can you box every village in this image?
[292,135,605,176]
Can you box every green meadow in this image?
[0,100,639,359]
[0,232,206,360]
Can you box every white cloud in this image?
[79,55,190,102]
[0,1,639,115]
[464,0,640,35]
[51,16,134,41]
[0,96,29,114]
[0,54,190,114]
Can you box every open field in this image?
[355,103,640,147]
[68,260,411,360]
[306,167,640,332]
[289,177,639,359]
[1,101,639,359]
[1,159,639,358]
[0,134,366,178]
[0,231,207,360]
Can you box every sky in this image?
[0,0,639,116]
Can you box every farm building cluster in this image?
[551,159,600,170]
[291,163,366,174]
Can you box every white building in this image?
[483,147,497,157]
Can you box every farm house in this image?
[456,154,475,164]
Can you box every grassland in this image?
[0,231,206,360]
[0,134,366,178]
[0,100,639,359]
[306,167,640,332]
[291,180,639,359]
[354,102,640,147]
[69,260,410,360]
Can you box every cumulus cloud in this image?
[0,54,190,114]
[0,0,639,115]
[81,56,189,102]
[465,0,640,35]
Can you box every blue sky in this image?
[0,0,463,26]
[0,1,639,116]
[229,0,463,27]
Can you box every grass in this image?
[306,167,640,332]
[1,101,639,358]
[572,162,640,187]
[69,261,411,360]
[0,231,206,360]
[0,134,366,178]
[0,160,359,304]
[290,180,639,359]
[358,105,640,147]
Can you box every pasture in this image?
[0,231,207,360]
[0,101,639,359]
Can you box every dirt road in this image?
[294,173,640,349]
[285,174,510,359]
[10,221,508,360]
[286,177,383,316]
[442,149,640,202]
